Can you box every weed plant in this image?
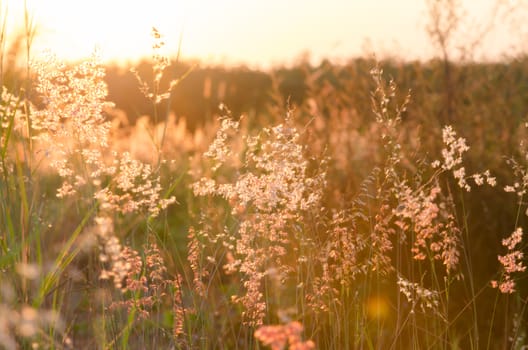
[1,15,528,350]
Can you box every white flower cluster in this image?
[397,275,440,313]
[432,125,495,191]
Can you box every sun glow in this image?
[5,0,291,66]
[1,0,432,67]
[2,0,191,64]
[1,0,524,68]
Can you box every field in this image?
[2,5,528,350]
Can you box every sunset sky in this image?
[1,0,526,68]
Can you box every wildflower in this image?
[472,173,484,186]
[202,116,240,172]
[187,227,208,297]
[172,275,185,338]
[0,303,64,350]
[484,170,497,186]
[107,240,184,324]
[505,185,515,193]
[492,228,526,294]
[192,113,326,326]
[131,27,183,105]
[94,152,176,216]
[31,52,112,197]
[0,87,28,137]
[394,183,460,274]
[32,53,175,216]
[439,125,469,171]
[434,125,493,191]
[254,321,315,350]
[397,275,440,313]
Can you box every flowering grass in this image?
[1,27,528,350]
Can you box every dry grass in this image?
[1,19,528,350]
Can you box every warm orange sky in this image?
[2,0,526,68]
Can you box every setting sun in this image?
[2,0,523,67]
[2,0,186,63]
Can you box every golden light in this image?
[366,295,390,320]
[0,0,522,67]
[1,0,433,67]
[2,0,189,64]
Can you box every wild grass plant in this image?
[1,14,528,350]
[186,65,505,349]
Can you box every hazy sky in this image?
[2,0,526,68]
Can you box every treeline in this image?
[103,57,528,129]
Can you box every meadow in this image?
[2,7,528,350]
